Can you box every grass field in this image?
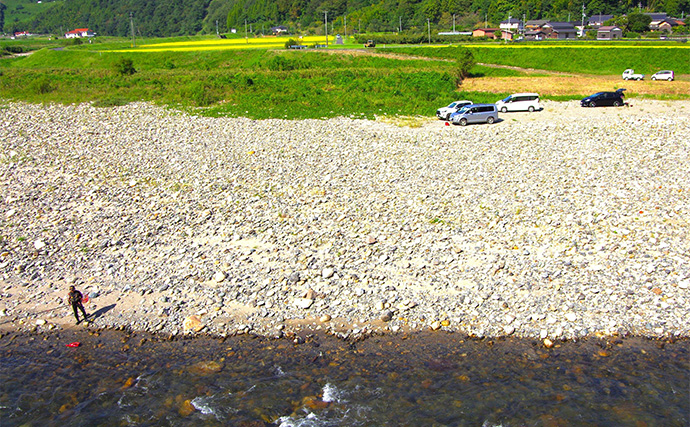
[386,45,690,76]
[1,37,689,119]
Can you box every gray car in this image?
[450,103,498,126]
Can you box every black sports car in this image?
[581,89,626,107]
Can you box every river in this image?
[1,329,688,426]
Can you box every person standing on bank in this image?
[68,285,89,324]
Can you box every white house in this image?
[65,28,95,38]
[500,18,523,33]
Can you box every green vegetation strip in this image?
[1,48,494,119]
[387,45,690,75]
[2,42,687,119]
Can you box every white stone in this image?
[294,298,314,309]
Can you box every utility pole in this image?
[216,20,219,36]
[245,19,248,43]
[324,11,328,46]
[453,14,456,33]
[400,16,402,32]
[344,15,347,38]
[581,4,585,37]
[507,14,511,42]
[130,13,135,47]
[427,18,431,44]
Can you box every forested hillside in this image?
[3,0,688,36]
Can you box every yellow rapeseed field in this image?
[111,35,334,52]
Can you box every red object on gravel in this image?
[66,342,81,348]
[82,295,89,303]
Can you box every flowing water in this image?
[0,329,688,426]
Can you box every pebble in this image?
[294,298,314,309]
[0,101,688,340]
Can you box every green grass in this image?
[0,48,461,119]
[386,45,690,75]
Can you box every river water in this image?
[0,329,688,426]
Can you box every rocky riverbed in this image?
[1,100,688,341]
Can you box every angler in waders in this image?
[68,285,89,324]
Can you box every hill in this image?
[3,0,687,37]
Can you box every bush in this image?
[92,96,130,108]
[266,55,303,71]
[185,81,217,107]
[284,38,299,49]
[28,76,54,94]
[624,31,639,39]
[114,58,136,76]
[454,48,475,85]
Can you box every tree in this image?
[0,2,6,32]
[626,12,651,33]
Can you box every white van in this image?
[495,93,541,113]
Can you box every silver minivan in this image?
[450,104,498,126]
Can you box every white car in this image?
[436,100,472,120]
[651,70,674,81]
[495,93,541,113]
[622,69,644,80]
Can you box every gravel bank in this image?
[1,100,689,341]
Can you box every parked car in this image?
[436,100,473,120]
[622,69,644,81]
[651,70,674,81]
[495,93,541,113]
[450,104,498,126]
[580,89,626,107]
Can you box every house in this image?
[587,14,614,28]
[650,19,677,32]
[501,30,515,40]
[524,30,547,40]
[500,18,523,33]
[542,22,578,39]
[472,28,500,38]
[525,20,549,30]
[597,25,623,40]
[13,31,33,38]
[644,13,668,21]
[270,25,288,35]
[65,28,95,38]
